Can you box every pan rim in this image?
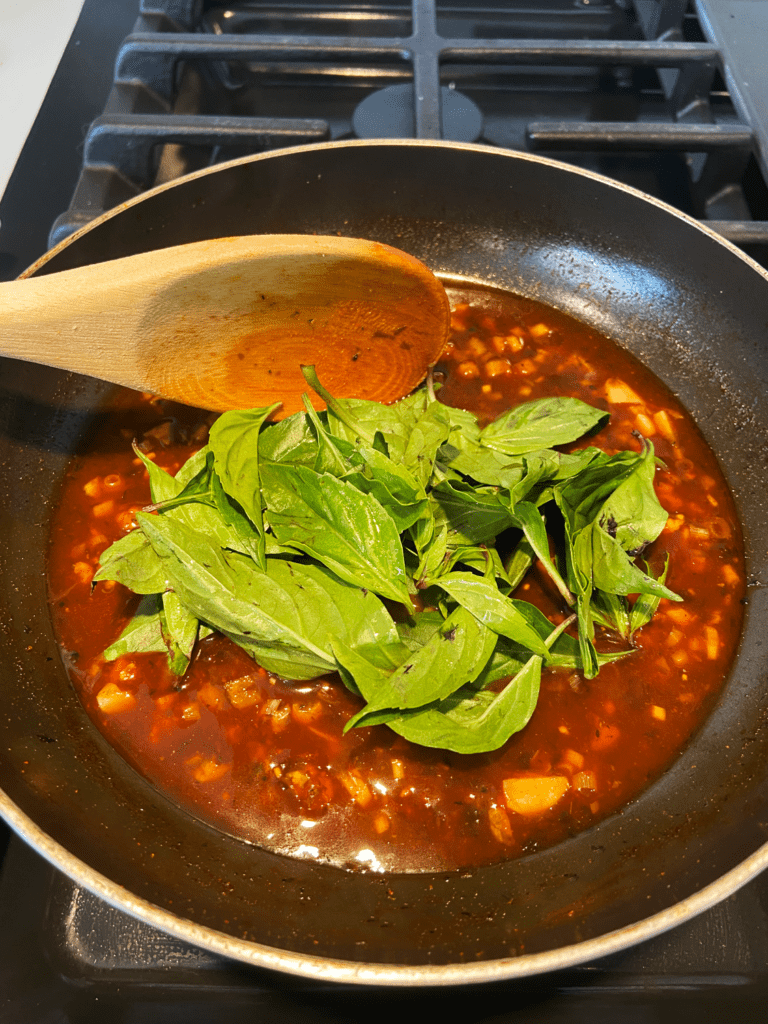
[24,138,768,289]
[8,137,768,985]
[3,781,768,986]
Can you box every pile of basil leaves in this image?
[94,370,680,755]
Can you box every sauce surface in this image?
[47,286,745,873]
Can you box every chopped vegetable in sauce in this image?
[47,286,745,873]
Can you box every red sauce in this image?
[47,286,745,873]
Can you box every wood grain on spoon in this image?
[1,235,451,414]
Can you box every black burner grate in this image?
[49,0,768,267]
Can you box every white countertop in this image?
[0,0,85,204]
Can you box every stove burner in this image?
[352,84,482,143]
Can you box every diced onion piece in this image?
[181,702,200,723]
[73,561,93,584]
[591,722,620,750]
[635,412,655,435]
[291,701,324,724]
[192,757,230,783]
[488,804,514,844]
[92,499,115,519]
[561,748,584,771]
[604,378,642,405]
[485,358,512,378]
[529,322,550,337]
[503,775,570,816]
[96,682,136,715]
[704,625,720,660]
[457,361,480,378]
[339,770,373,807]
[573,771,597,792]
[269,704,291,733]
[373,812,390,834]
[198,682,227,711]
[225,675,261,710]
[666,607,696,626]
[722,564,740,586]
[653,409,677,442]
[650,705,667,721]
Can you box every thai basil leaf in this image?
[479,397,609,455]
[162,590,199,675]
[341,604,497,727]
[208,404,280,568]
[554,450,643,534]
[438,441,527,490]
[344,443,427,533]
[502,536,536,592]
[591,590,631,638]
[588,523,680,600]
[445,545,516,590]
[136,513,405,680]
[401,399,452,487]
[430,572,549,655]
[259,411,318,467]
[395,610,444,653]
[94,529,167,594]
[367,656,543,754]
[300,395,362,477]
[630,556,670,637]
[430,480,517,547]
[103,595,167,660]
[510,501,574,606]
[595,439,668,556]
[359,618,573,753]
[260,463,411,605]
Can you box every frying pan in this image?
[1,140,768,986]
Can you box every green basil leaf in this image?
[401,399,452,487]
[208,404,281,568]
[344,443,427,534]
[589,523,681,600]
[94,529,167,594]
[591,590,631,638]
[301,394,362,477]
[430,480,517,547]
[554,450,643,534]
[630,556,670,637]
[480,397,609,455]
[161,590,199,675]
[510,501,574,606]
[261,463,411,604]
[137,513,404,680]
[596,439,668,556]
[342,605,496,726]
[371,655,542,754]
[431,572,549,655]
[103,595,167,660]
[259,411,318,467]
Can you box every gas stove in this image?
[2,1,768,1020]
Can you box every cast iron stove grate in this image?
[49,0,768,269]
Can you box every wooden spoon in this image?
[0,235,451,415]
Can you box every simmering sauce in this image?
[47,286,745,873]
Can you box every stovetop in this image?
[2,1,768,1019]
[2,833,768,1020]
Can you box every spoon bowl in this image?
[0,235,450,414]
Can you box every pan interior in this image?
[2,142,768,979]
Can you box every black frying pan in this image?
[1,140,768,985]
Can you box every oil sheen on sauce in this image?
[47,285,745,873]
